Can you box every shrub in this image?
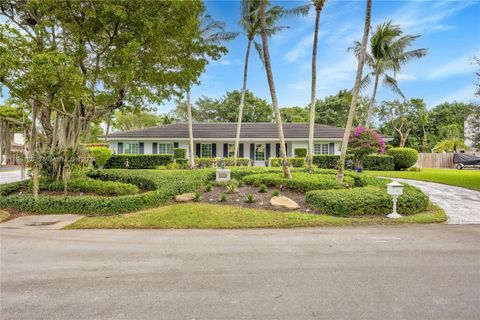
[196,157,221,168]
[193,192,202,202]
[41,177,139,196]
[175,159,188,167]
[387,147,418,170]
[105,154,173,169]
[258,184,267,193]
[206,183,212,192]
[348,126,386,165]
[0,180,28,196]
[88,147,112,168]
[219,193,227,202]
[294,148,307,158]
[363,155,395,171]
[269,157,282,167]
[245,192,255,203]
[173,148,186,159]
[242,172,354,192]
[272,189,280,197]
[289,157,305,168]
[313,155,339,169]
[224,158,250,166]
[305,183,428,216]
[226,179,239,193]
[165,163,182,170]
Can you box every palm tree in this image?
[350,22,427,128]
[259,0,291,179]
[307,0,326,172]
[336,0,372,183]
[233,0,293,165]
[186,14,238,169]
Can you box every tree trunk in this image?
[105,109,113,141]
[259,0,291,179]
[307,4,323,172]
[422,126,428,151]
[30,100,40,200]
[337,0,372,182]
[186,90,195,169]
[234,38,252,165]
[365,73,379,128]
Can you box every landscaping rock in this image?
[174,193,196,202]
[270,196,300,210]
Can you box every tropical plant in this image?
[350,22,427,127]
[226,179,239,193]
[259,0,291,179]
[193,192,202,202]
[348,126,386,166]
[258,184,268,193]
[272,189,280,197]
[245,192,256,203]
[219,193,228,202]
[337,0,372,183]
[432,139,469,153]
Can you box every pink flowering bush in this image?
[348,125,386,166]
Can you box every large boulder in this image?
[174,192,196,202]
[270,196,299,210]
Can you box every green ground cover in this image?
[65,203,446,229]
[364,168,480,191]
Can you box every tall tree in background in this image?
[259,0,291,178]
[233,0,288,165]
[307,0,326,172]
[351,22,427,128]
[186,14,237,169]
[337,0,372,183]
[378,99,421,147]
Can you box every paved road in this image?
[1,226,479,320]
[0,169,27,185]
[392,178,480,224]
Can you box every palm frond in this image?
[254,40,265,67]
[383,74,404,98]
[284,4,311,17]
[359,73,372,92]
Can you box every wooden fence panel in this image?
[415,153,454,169]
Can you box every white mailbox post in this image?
[387,181,404,219]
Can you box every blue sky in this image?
[1,0,479,113]
[183,0,480,112]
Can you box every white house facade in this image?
[104,122,345,166]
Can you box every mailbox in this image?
[387,181,404,196]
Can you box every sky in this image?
[1,0,479,113]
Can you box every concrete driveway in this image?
[0,168,27,184]
[392,178,480,224]
[1,225,479,320]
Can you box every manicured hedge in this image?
[313,155,340,169]
[0,180,28,196]
[242,172,354,192]
[363,155,395,171]
[387,147,418,170]
[105,154,173,169]
[41,177,139,196]
[0,169,214,216]
[88,147,113,168]
[224,158,250,166]
[305,183,428,216]
[294,148,307,158]
[173,148,186,159]
[269,157,305,167]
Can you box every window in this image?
[124,143,139,154]
[158,143,173,154]
[228,144,235,157]
[201,144,212,158]
[255,144,265,161]
[314,143,329,155]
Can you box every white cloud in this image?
[396,73,417,81]
[428,54,477,80]
[433,86,477,106]
[284,35,313,62]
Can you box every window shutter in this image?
[285,143,288,157]
[329,143,335,154]
[250,143,255,160]
[223,144,228,158]
[118,142,123,154]
[212,143,217,157]
[276,143,280,157]
[266,144,271,160]
[196,143,201,157]
[139,142,144,154]
[152,143,158,154]
[173,142,179,148]
[239,144,244,157]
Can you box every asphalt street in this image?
[1,225,479,320]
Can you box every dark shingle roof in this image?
[105,122,345,140]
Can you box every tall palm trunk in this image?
[307,2,324,172]
[259,0,291,179]
[365,73,379,128]
[186,90,195,169]
[337,0,372,182]
[234,38,253,165]
[30,99,40,200]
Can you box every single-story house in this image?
[104,122,345,166]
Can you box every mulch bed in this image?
[199,185,317,213]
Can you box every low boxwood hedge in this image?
[242,172,354,192]
[387,148,418,170]
[269,157,305,167]
[0,180,28,196]
[363,155,395,171]
[105,154,173,169]
[41,177,139,196]
[313,155,340,169]
[305,183,428,216]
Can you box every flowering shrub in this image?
[348,126,386,166]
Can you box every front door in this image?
[254,144,265,166]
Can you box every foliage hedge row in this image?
[294,148,307,158]
[242,172,355,192]
[269,157,305,167]
[387,148,418,170]
[196,157,250,167]
[312,154,394,171]
[173,148,186,159]
[305,183,428,216]
[0,169,214,216]
[105,154,173,169]
[88,147,113,168]
[41,177,139,196]
[0,180,28,196]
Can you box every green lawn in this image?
[65,203,446,229]
[365,168,480,191]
